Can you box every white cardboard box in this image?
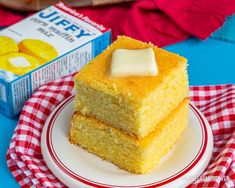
[0,2,111,117]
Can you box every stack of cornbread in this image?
[69,36,189,174]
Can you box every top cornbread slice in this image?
[74,36,189,138]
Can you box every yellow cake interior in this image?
[70,99,189,174]
[74,36,189,138]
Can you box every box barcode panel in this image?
[0,83,6,102]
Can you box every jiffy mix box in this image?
[0,2,111,117]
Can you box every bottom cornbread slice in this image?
[69,99,189,174]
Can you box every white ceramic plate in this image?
[41,95,213,188]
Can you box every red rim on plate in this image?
[45,95,208,188]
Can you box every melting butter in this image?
[110,48,158,77]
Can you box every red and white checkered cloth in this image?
[6,74,235,188]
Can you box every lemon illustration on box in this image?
[18,39,58,64]
[0,52,40,76]
[0,36,18,55]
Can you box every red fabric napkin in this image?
[7,74,235,188]
[1,0,235,47]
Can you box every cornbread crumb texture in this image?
[74,36,189,138]
[0,36,18,55]
[70,99,189,174]
[18,39,58,64]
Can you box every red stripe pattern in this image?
[6,75,235,188]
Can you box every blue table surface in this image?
[1,37,235,187]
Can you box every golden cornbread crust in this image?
[74,36,189,138]
[75,36,187,99]
[69,99,189,174]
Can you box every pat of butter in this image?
[110,48,158,77]
[9,57,31,68]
